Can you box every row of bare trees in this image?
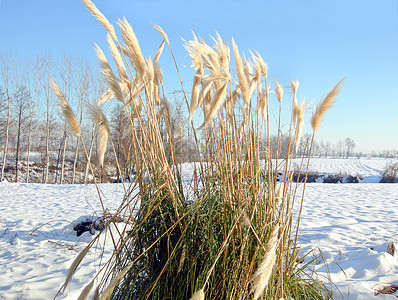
[0,53,106,183]
[0,53,197,184]
[1,53,394,184]
[299,136,357,159]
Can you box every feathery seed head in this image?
[82,0,117,41]
[87,103,110,168]
[154,40,165,63]
[50,78,81,137]
[311,78,344,132]
[274,79,283,103]
[291,80,299,121]
[152,24,170,46]
[77,279,95,300]
[199,81,228,128]
[251,223,280,300]
[253,50,268,80]
[294,99,310,151]
[275,188,283,207]
[188,72,202,122]
[118,17,147,77]
[189,289,205,300]
[95,44,125,104]
[232,38,250,104]
[106,33,128,83]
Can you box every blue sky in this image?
[0,0,397,152]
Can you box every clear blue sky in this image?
[0,0,397,152]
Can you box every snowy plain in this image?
[0,158,397,299]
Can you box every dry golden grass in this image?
[54,1,345,299]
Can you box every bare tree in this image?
[57,55,75,183]
[84,125,96,183]
[41,53,56,183]
[71,59,91,183]
[0,87,5,150]
[13,86,31,182]
[25,57,43,183]
[337,140,344,158]
[111,103,131,180]
[0,54,21,181]
[345,137,355,158]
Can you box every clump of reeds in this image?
[55,1,343,299]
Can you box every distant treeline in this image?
[1,53,396,184]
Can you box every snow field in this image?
[0,158,397,299]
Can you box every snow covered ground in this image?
[0,158,397,299]
[0,183,126,300]
[297,184,398,299]
[294,158,393,183]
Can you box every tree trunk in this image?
[71,139,79,183]
[1,95,11,181]
[60,133,67,184]
[15,107,23,182]
[55,128,66,184]
[26,106,34,183]
[43,95,50,183]
[42,54,56,184]
[26,59,41,183]
[84,126,96,184]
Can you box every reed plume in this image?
[232,38,250,105]
[77,279,95,300]
[152,24,170,46]
[97,88,114,106]
[81,0,118,41]
[61,243,91,293]
[252,50,268,79]
[311,78,345,131]
[50,78,81,137]
[106,33,129,83]
[251,223,279,300]
[275,188,283,207]
[95,44,125,103]
[118,17,147,77]
[274,79,283,103]
[88,103,110,168]
[189,71,202,121]
[200,81,228,128]
[189,289,205,300]
[154,40,165,63]
[213,32,230,72]
[290,80,299,123]
[294,98,310,152]
[100,261,136,300]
